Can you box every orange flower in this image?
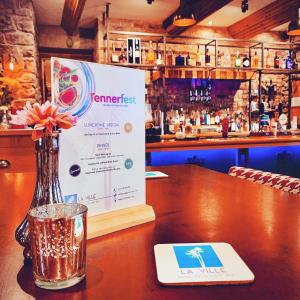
[20,101,76,140]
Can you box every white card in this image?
[154,243,254,286]
[146,171,168,179]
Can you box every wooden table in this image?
[1,165,300,299]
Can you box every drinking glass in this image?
[28,203,87,290]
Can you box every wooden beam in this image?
[163,0,233,35]
[61,0,87,36]
[228,0,299,39]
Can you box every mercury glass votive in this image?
[28,203,87,290]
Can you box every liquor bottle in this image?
[235,51,241,68]
[175,54,185,66]
[111,43,119,63]
[147,40,155,65]
[134,39,141,64]
[156,49,163,65]
[217,50,222,66]
[127,39,134,64]
[166,47,173,65]
[252,51,259,68]
[224,49,231,67]
[274,51,280,68]
[242,55,250,68]
[196,45,202,66]
[141,47,147,64]
[186,52,191,66]
[265,49,271,68]
[205,48,211,66]
[286,51,293,69]
[119,43,127,64]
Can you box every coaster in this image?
[146,171,168,179]
[154,243,254,286]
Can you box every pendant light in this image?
[173,1,196,27]
[287,8,300,36]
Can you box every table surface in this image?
[1,165,300,300]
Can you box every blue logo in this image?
[124,158,133,169]
[69,164,81,177]
[64,194,78,204]
[173,245,223,268]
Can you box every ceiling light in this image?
[287,8,300,36]
[241,0,248,13]
[208,20,213,26]
[173,11,196,27]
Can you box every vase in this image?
[15,132,64,263]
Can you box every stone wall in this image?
[0,0,41,108]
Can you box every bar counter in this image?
[146,135,300,152]
[1,165,300,299]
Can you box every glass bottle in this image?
[186,52,191,66]
[166,47,173,65]
[205,48,211,66]
[274,51,280,68]
[235,51,241,68]
[156,48,162,65]
[119,43,127,64]
[111,43,119,63]
[141,47,147,64]
[265,49,271,68]
[147,40,155,65]
[196,45,202,66]
[217,50,222,66]
[286,51,293,69]
[252,51,259,68]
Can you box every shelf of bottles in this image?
[105,31,300,76]
[105,31,299,133]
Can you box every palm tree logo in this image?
[185,247,206,268]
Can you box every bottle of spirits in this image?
[186,52,191,66]
[205,48,211,66]
[166,47,173,65]
[217,50,222,66]
[156,49,163,65]
[265,49,271,68]
[286,51,293,69]
[235,51,241,68]
[111,43,119,63]
[175,54,185,66]
[119,43,127,64]
[274,51,280,68]
[134,39,141,64]
[147,40,155,65]
[141,47,147,64]
[252,51,259,68]
[196,45,202,66]
[242,55,250,68]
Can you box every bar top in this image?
[1,165,300,299]
[146,135,300,151]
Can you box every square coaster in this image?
[154,243,254,286]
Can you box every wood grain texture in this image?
[228,0,299,39]
[1,165,300,299]
[87,204,155,239]
[61,0,87,36]
[163,0,233,35]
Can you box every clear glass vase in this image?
[15,132,63,263]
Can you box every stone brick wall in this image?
[0,0,41,108]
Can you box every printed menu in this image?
[51,58,145,217]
